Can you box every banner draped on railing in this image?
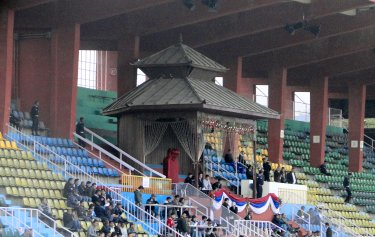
[212,190,280,214]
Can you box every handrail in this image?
[73,133,133,174]
[7,125,183,237]
[83,127,165,178]
[235,220,286,237]
[0,207,76,237]
[205,157,240,193]
[173,183,265,236]
[292,206,311,231]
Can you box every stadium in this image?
[1,0,375,236]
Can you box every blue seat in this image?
[61,147,68,156]
[92,159,98,167]
[77,149,84,157]
[106,168,113,177]
[56,147,62,155]
[98,168,104,175]
[77,157,83,165]
[112,170,119,177]
[92,167,98,175]
[97,160,104,167]
[71,156,77,165]
[80,165,86,173]
[57,138,63,147]
[86,166,92,174]
[62,139,69,147]
[87,158,93,166]
[82,158,88,165]
[46,137,54,146]
[71,149,78,156]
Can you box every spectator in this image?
[76,117,86,147]
[184,173,194,185]
[222,198,229,208]
[198,173,204,190]
[238,150,245,164]
[167,213,176,229]
[325,222,332,237]
[92,190,101,204]
[198,216,208,237]
[262,159,271,182]
[98,189,106,206]
[94,201,107,220]
[208,227,219,237]
[274,166,282,182]
[21,228,33,237]
[87,220,99,237]
[63,209,81,232]
[280,167,286,183]
[202,175,212,195]
[256,170,264,198]
[78,181,86,196]
[190,215,198,237]
[134,186,144,206]
[343,172,352,203]
[286,167,297,184]
[73,179,80,192]
[244,210,252,220]
[38,198,52,218]
[30,101,39,136]
[205,219,214,236]
[9,112,21,131]
[113,202,128,223]
[319,161,332,176]
[229,203,238,214]
[297,206,307,224]
[118,222,128,237]
[145,194,159,216]
[127,223,136,236]
[246,165,253,180]
[211,179,222,191]
[63,178,75,198]
[100,220,111,236]
[176,212,188,236]
[67,191,81,208]
[86,182,96,198]
[224,149,234,163]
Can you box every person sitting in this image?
[202,175,213,195]
[211,179,222,191]
[100,220,111,236]
[113,202,129,223]
[244,210,252,220]
[319,161,332,176]
[184,173,194,185]
[94,201,107,220]
[38,198,53,218]
[9,112,21,131]
[87,219,99,237]
[297,206,307,224]
[63,209,81,232]
[222,198,229,208]
[67,191,81,208]
[63,178,75,198]
[224,149,234,163]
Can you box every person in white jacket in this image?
[202,175,212,194]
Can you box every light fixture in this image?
[285,20,320,37]
[182,0,196,11]
[201,0,219,12]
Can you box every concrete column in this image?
[268,67,287,163]
[0,8,14,134]
[50,24,80,138]
[117,35,140,96]
[310,76,328,167]
[348,83,366,172]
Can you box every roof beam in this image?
[199,11,375,58]
[242,26,375,70]
[140,0,374,53]
[286,50,375,84]
[330,67,375,86]
[6,0,52,10]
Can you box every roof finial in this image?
[179,33,183,44]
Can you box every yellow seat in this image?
[9,150,16,159]
[23,169,30,178]
[15,150,22,159]
[11,141,18,150]
[5,187,13,195]
[58,210,64,220]
[24,188,32,197]
[19,160,26,168]
[44,180,52,189]
[15,177,22,186]
[53,200,61,209]
[79,231,86,237]
[55,190,62,198]
[32,179,39,188]
[30,161,38,169]
[3,150,9,158]
[59,200,68,209]
[5,141,12,149]
[18,187,25,197]
[23,197,30,206]
[0,167,4,176]
[49,190,56,198]
[4,167,11,176]
[0,132,3,140]
[16,169,23,177]
[47,199,54,208]
[43,189,50,198]
[1,158,7,167]
[35,170,42,179]
[80,221,88,230]
[0,141,5,149]
[12,187,19,196]
[30,189,38,197]
[39,180,46,188]
[30,198,38,208]
[8,177,16,186]
[56,220,64,229]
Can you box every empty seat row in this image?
[0,158,47,170]
[32,136,74,147]
[6,187,64,199]
[49,154,104,168]
[67,165,120,177]
[0,140,18,150]
[0,149,33,160]
[13,177,64,190]
[36,145,89,158]
[0,168,64,181]
[23,197,68,209]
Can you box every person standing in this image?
[134,186,144,206]
[286,167,297,184]
[76,117,86,147]
[202,175,212,195]
[263,159,271,182]
[256,170,264,198]
[343,172,352,203]
[325,222,332,237]
[274,166,281,182]
[30,101,39,136]
[238,151,245,164]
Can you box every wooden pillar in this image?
[310,76,328,167]
[348,83,366,172]
[0,8,14,134]
[267,67,287,163]
[50,24,80,138]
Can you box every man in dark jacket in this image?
[325,222,332,237]
[176,212,188,235]
[30,101,39,136]
[224,149,234,163]
[134,185,144,206]
[76,117,86,147]
[256,170,264,198]
[343,172,352,203]
[263,159,271,181]
[184,173,194,185]
[286,167,297,184]
[319,161,331,176]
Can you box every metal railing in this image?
[143,203,198,221]
[173,183,266,237]
[234,220,286,237]
[0,207,75,237]
[6,125,183,237]
[291,206,311,231]
[82,127,165,177]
